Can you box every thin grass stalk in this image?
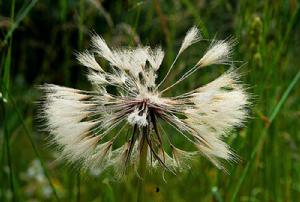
[0,105,6,202]
[129,2,141,46]
[3,104,16,201]
[137,127,148,202]
[153,0,171,44]
[179,0,208,38]
[78,0,84,48]
[76,172,81,202]
[3,0,38,46]
[273,6,299,66]
[152,0,174,71]
[1,84,61,201]
[230,69,300,202]
[2,2,15,198]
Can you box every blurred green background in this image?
[1,0,300,201]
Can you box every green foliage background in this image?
[1,0,300,201]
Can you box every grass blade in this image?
[1,0,15,199]
[230,69,300,202]
[3,106,17,202]
[3,0,38,46]
[180,0,208,37]
[76,172,80,202]
[1,84,61,201]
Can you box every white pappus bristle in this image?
[179,26,202,54]
[38,27,250,177]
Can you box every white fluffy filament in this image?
[39,27,249,176]
[156,26,201,89]
[197,39,235,67]
[179,26,201,54]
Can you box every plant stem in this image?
[230,69,300,202]
[3,104,16,201]
[76,172,80,202]
[1,84,60,201]
[137,127,148,202]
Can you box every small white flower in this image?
[38,27,250,175]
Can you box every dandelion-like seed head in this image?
[39,26,249,176]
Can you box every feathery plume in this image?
[197,39,235,67]
[156,26,201,88]
[38,27,250,176]
[179,26,202,54]
[76,51,103,72]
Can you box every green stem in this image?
[3,104,16,201]
[76,171,80,202]
[78,0,84,48]
[1,84,60,201]
[137,128,148,202]
[129,3,141,46]
[230,69,300,202]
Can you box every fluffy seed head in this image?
[38,27,249,176]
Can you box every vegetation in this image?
[1,0,299,201]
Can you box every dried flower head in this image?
[39,27,249,176]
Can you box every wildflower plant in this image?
[39,26,249,176]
